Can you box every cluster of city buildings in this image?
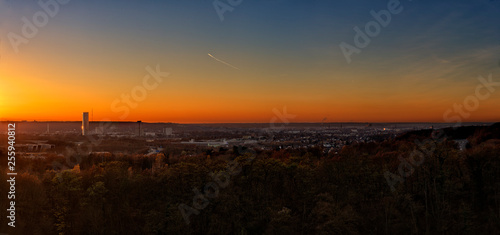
[1,113,478,159]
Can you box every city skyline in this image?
[1,0,499,123]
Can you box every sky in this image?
[0,0,499,123]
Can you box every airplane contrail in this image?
[208,53,240,70]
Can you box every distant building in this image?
[145,132,156,137]
[181,139,228,147]
[164,128,173,136]
[17,143,55,152]
[137,121,144,136]
[82,112,90,136]
[95,126,105,135]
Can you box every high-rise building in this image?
[82,112,90,136]
[137,121,143,136]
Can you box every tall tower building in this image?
[82,112,90,136]
[137,121,143,137]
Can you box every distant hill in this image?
[396,122,500,144]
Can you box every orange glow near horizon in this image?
[2,99,499,124]
[2,64,500,124]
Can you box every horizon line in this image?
[0,120,497,125]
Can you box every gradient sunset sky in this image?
[0,0,499,123]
